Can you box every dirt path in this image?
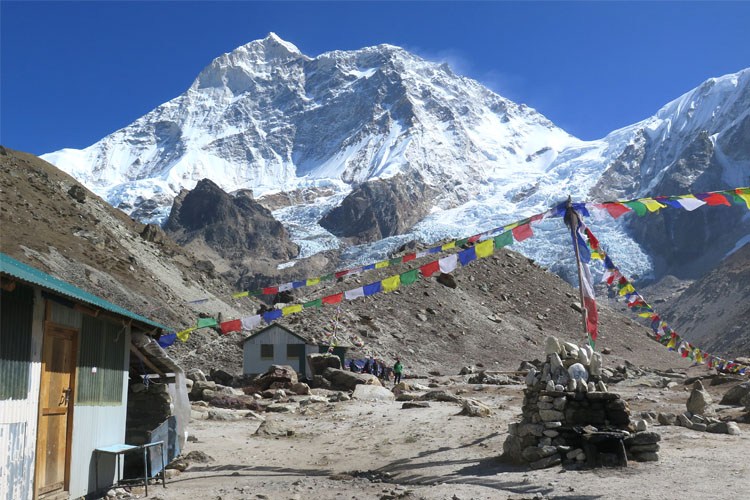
[146,376,749,500]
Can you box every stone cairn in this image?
[503,336,661,469]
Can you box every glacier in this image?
[40,33,750,281]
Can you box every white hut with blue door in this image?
[0,253,177,500]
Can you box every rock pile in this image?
[503,336,660,469]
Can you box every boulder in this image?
[207,409,241,421]
[624,431,661,446]
[208,395,262,411]
[420,390,463,403]
[323,368,382,391]
[310,375,333,390]
[395,391,423,401]
[706,421,741,435]
[306,353,342,377]
[402,401,430,409]
[522,445,557,462]
[436,273,457,289]
[657,413,677,426]
[255,419,293,437]
[459,366,475,375]
[210,369,234,386]
[719,381,750,405]
[352,385,396,401]
[186,369,207,382]
[392,381,412,394]
[529,454,561,470]
[290,382,311,395]
[459,398,492,417]
[686,380,715,416]
[255,365,299,391]
[568,363,589,382]
[590,353,602,377]
[544,336,561,356]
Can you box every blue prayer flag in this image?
[293,281,306,288]
[363,281,382,296]
[428,246,442,254]
[157,333,177,348]
[458,247,476,266]
[363,264,376,271]
[262,309,283,323]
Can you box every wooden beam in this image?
[0,278,16,292]
[129,344,167,379]
[74,303,100,318]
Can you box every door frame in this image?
[34,302,78,499]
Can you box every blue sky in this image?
[2,1,749,156]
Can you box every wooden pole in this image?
[565,196,589,343]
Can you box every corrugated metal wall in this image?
[77,317,126,405]
[0,285,34,400]
[243,326,312,376]
[68,326,130,498]
[0,287,45,500]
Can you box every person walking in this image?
[393,358,403,384]
[363,358,371,375]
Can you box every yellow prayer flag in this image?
[375,261,390,269]
[176,327,196,342]
[619,284,635,296]
[640,198,667,212]
[233,291,249,299]
[282,304,303,316]
[475,239,494,258]
[306,278,320,286]
[666,337,676,349]
[638,312,652,317]
[504,222,519,231]
[382,275,400,292]
[695,349,703,363]
[590,251,604,260]
[736,191,750,209]
[442,242,456,250]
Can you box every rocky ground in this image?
[115,363,748,500]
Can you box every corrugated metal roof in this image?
[0,253,171,331]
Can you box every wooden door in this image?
[35,322,77,498]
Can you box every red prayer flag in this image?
[220,319,242,335]
[696,192,731,206]
[420,260,440,277]
[402,253,417,263]
[468,234,481,243]
[585,228,599,249]
[603,203,631,219]
[512,223,533,242]
[322,293,343,304]
[335,271,349,278]
[263,287,279,295]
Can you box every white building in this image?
[241,324,348,378]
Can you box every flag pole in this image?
[564,196,590,345]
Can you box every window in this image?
[260,344,274,360]
[286,344,300,360]
[0,284,34,400]
[76,315,126,405]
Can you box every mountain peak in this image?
[248,32,303,58]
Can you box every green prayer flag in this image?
[197,318,218,329]
[455,238,469,246]
[389,258,402,266]
[623,201,647,216]
[320,273,335,281]
[248,290,262,297]
[303,298,322,309]
[400,269,419,286]
[493,231,513,249]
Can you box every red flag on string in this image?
[220,319,242,335]
[402,253,417,263]
[695,192,731,206]
[512,223,533,242]
[603,203,631,219]
[420,260,440,277]
[322,293,343,304]
[263,287,278,295]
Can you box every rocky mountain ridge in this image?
[40,34,750,283]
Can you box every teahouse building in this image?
[0,253,180,500]
[241,324,349,378]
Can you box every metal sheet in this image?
[1,284,34,400]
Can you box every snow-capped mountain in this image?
[42,34,750,281]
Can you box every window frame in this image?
[260,344,274,360]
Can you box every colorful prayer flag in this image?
[306,278,320,286]
[303,298,322,309]
[420,260,440,277]
[442,242,456,250]
[475,239,494,258]
[220,319,242,335]
[458,246,477,266]
[674,195,706,211]
[344,287,365,300]
[282,304,303,316]
[695,192,731,206]
[375,261,389,269]
[176,327,195,342]
[494,231,513,249]
[241,315,261,331]
[603,203,631,218]
[262,309,283,323]
[400,269,419,286]
[197,318,218,329]
[439,254,458,273]
[363,282,382,296]
[382,275,400,292]
[512,223,533,242]
[322,293,343,304]
[263,287,278,295]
